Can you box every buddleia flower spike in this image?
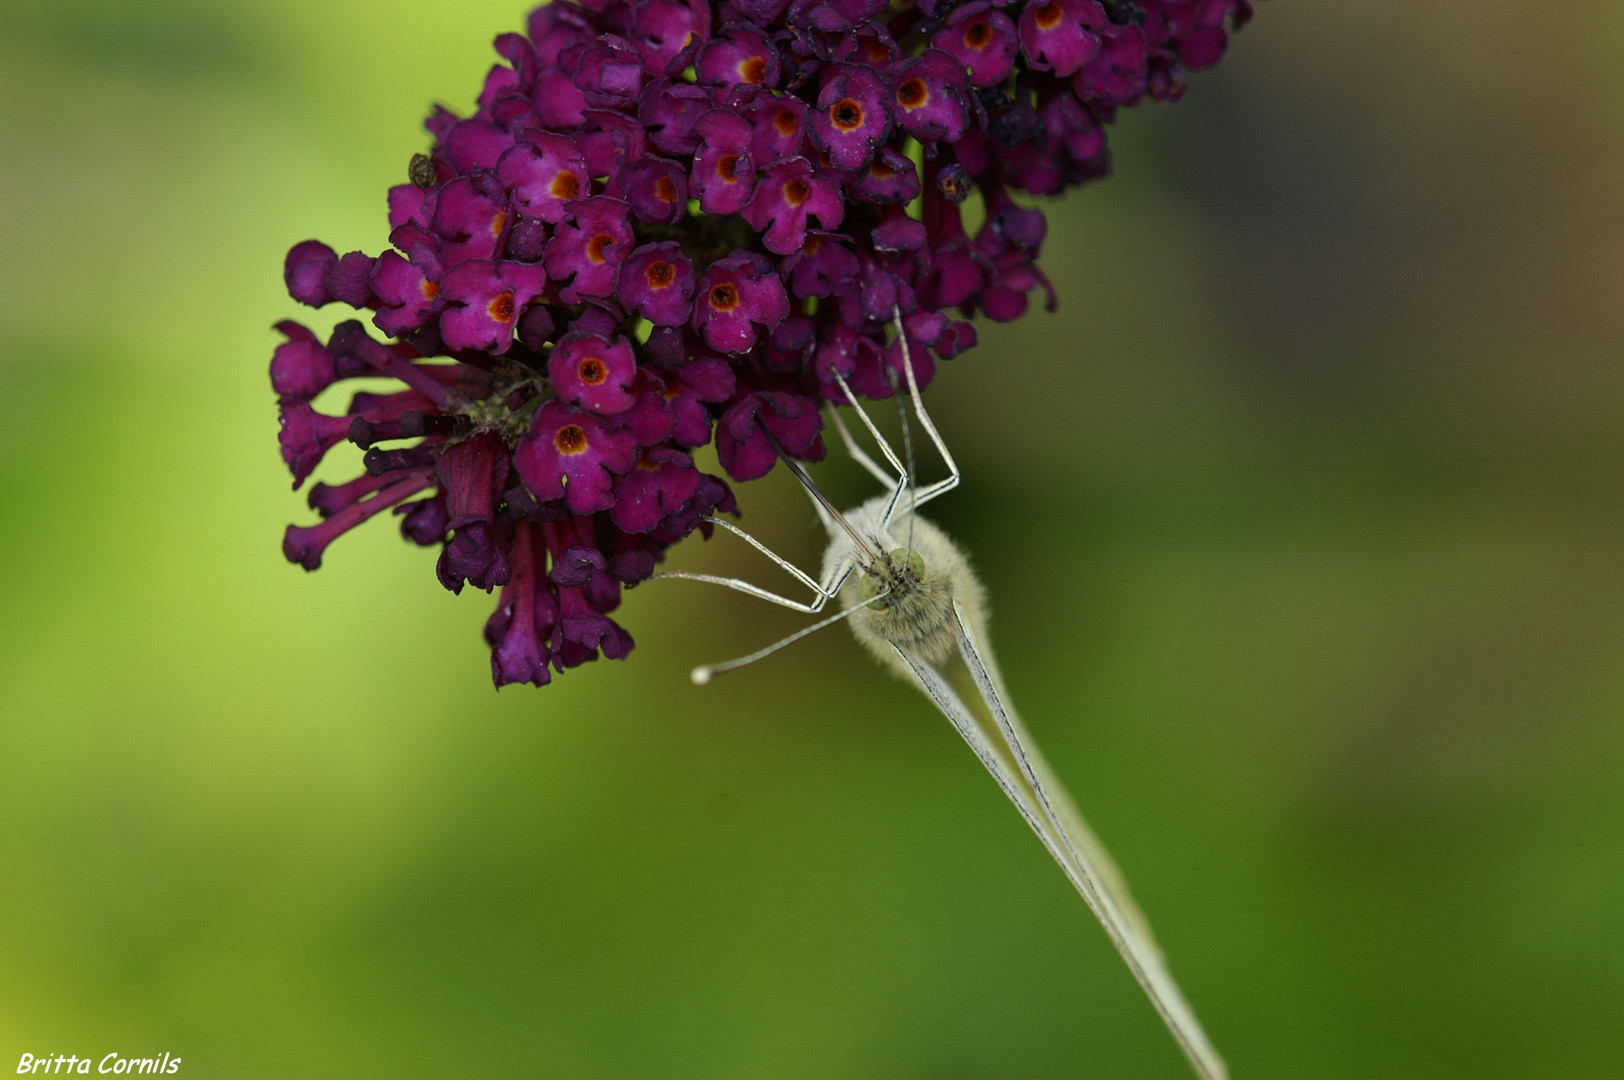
[269,0,1257,688]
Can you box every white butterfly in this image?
[657,313,1228,1080]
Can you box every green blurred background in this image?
[3,1,1622,1076]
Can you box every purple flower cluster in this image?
[273,0,1252,687]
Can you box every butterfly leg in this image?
[649,515,863,614]
[892,308,960,511]
[828,368,913,529]
[649,515,833,612]
[825,401,894,488]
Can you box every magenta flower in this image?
[715,391,825,481]
[690,111,757,215]
[618,155,688,224]
[513,401,638,515]
[270,0,1255,687]
[543,197,634,302]
[696,26,781,89]
[496,131,590,224]
[610,446,704,533]
[431,176,510,266]
[846,146,920,205]
[548,332,639,415]
[284,241,339,308]
[742,157,844,255]
[1019,0,1109,77]
[370,247,444,338]
[617,242,696,327]
[435,432,512,593]
[691,252,789,354]
[744,93,805,163]
[810,64,894,170]
[933,4,1020,88]
[887,49,972,142]
[438,260,548,353]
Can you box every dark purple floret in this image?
[549,332,640,415]
[371,248,445,338]
[782,232,860,298]
[691,111,758,215]
[887,49,972,142]
[845,146,920,205]
[543,197,635,302]
[487,522,558,687]
[618,242,696,326]
[631,0,711,73]
[639,78,711,154]
[284,241,339,308]
[1019,0,1109,77]
[513,400,639,515]
[278,402,352,488]
[271,0,1254,687]
[743,157,844,255]
[692,252,789,354]
[696,26,781,89]
[654,356,736,446]
[497,131,591,223]
[610,446,704,533]
[432,176,511,266]
[619,155,689,223]
[438,260,549,354]
[934,4,1020,88]
[810,64,894,171]
[270,322,344,401]
[744,93,805,163]
[715,390,825,481]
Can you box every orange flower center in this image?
[964,20,993,49]
[554,424,587,455]
[577,358,607,385]
[586,232,614,263]
[830,98,864,132]
[708,283,740,312]
[550,172,580,200]
[655,174,678,204]
[1033,2,1063,29]
[784,178,810,206]
[740,56,768,84]
[488,292,515,322]
[870,159,896,180]
[773,109,798,136]
[717,154,741,183]
[897,78,928,109]
[420,280,440,301]
[490,210,509,238]
[646,260,676,289]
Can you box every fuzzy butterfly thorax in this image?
[824,494,986,671]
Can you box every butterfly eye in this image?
[891,548,927,582]
[857,572,890,609]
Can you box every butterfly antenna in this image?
[691,591,888,684]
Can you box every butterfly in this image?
[656,312,1228,1080]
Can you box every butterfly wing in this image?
[888,605,1229,1080]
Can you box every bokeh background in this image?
[3,1,1622,1076]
